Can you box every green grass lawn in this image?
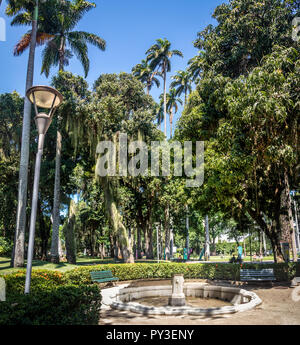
[0,256,168,275]
[0,255,276,275]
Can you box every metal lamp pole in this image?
[24,86,63,294]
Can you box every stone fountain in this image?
[168,274,185,306]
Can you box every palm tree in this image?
[156,98,164,128]
[146,38,183,137]
[5,0,40,267]
[132,59,160,95]
[13,0,106,263]
[187,52,204,82]
[14,0,106,78]
[170,70,192,105]
[165,89,182,138]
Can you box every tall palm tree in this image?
[165,89,182,138]
[170,70,192,105]
[13,0,106,263]
[132,59,160,95]
[14,0,106,78]
[5,0,40,267]
[146,38,183,137]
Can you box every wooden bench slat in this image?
[240,268,276,282]
[90,270,119,283]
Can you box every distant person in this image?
[229,255,236,263]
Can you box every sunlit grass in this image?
[0,256,169,275]
[0,254,277,275]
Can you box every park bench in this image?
[90,270,119,284]
[240,268,276,282]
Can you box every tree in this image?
[50,71,89,263]
[64,73,159,263]
[14,0,106,78]
[146,38,183,137]
[6,0,40,267]
[187,52,204,82]
[0,92,23,248]
[178,47,300,262]
[165,89,182,139]
[193,0,298,78]
[170,70,192,105]
[177,0,300,262]
[13,0,106,263]
[132,59,160,95]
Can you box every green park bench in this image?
[240,268,276,282]
[90,270,119,284]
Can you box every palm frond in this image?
[68,37,90,77]
[68,31,106,51]
[10,12,31,26]
[14,31,54,56]
[41,40,60,77]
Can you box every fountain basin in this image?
[109,283,262,316]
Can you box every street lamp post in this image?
[24,86,63,294]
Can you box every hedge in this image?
[0,270,101,325]
[62,262,300,284]
[1,261,298,324]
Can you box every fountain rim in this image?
[108,283,262,316]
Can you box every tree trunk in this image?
[100,177,134,263]
[163,67,167,138]
[109,234,114,258]
[169,108,173,139]
[50,129,62,263]
[64,200,76,264]
[137,227,142,259]
[164,203,170,260]
[262,231,267,255]
[279,170,297,262]
[12,3,38,268]
[204,215,210,261]
[186,205,189,253]
[38,200,49,261]
[50,36,65,264]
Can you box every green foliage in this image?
[0,237,12,256]
[0,284,101,325]
[61,262,300,284]
[0,269,101,325]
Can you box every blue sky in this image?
[0,0,225,136]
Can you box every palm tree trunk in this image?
[163,67,167,138]
[12,2,38,268]
[50,129,62,263]
[50,38,65,263]
[169,108,173,139]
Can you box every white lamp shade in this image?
[26,86,63,109]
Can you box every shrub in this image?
[0,237,12,256]
[4,270,65,297]
[0,270,101,325]
[62,262,300,284]
[0,284,101,325]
